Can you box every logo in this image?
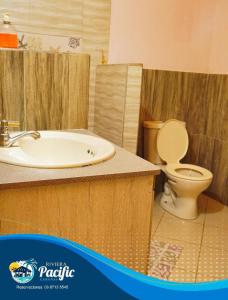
[9,259,75,286]
[9,259,37,284]
[38,263,75,281]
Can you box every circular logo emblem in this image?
[9,260,36,284]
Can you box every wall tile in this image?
[123,65,143,153]
[24,52,89,130]
[210,140,228,204]
[0,50,24,129]
[67,53,90,129]
[24,52,69,130]
[94,64,142,153]
[184,134,200,163]
[94,65,128,146]
[204,75,228,141]
[185,73,209,135]
[28,0,83,36]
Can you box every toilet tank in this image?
[143,120,164,165]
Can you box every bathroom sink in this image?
[0,131,115,168]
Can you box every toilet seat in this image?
[157,119,213,182]
[165,163,213,181]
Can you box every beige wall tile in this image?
[94,64,142,153]
[123,65,143,153]
[94,65,128,146]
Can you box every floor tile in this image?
[153,200,165,218]
[168,267,196,283]
[152,236,200,273]
[202,225,228,250]
[196,273,225,283]
[155,213,204,244]
[191,212,206,225]
[197,246,228,280]
[205,198,228,229]
[151,200,165,235]
[151,215,163,235]
[206,198,228,214]
[148,239,183,279]
[205,212,228,229]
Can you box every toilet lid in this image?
[157,119,189,164]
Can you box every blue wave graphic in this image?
[0,234,228,300]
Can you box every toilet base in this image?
[158,183,199,220]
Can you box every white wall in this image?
[109,0,228,74]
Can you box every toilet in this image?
[144,119,213,220]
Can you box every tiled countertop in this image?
[0,130,160,189]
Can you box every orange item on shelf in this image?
[0,33,18,48]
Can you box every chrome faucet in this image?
[0,120,40,147]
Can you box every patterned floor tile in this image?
[168,267,196,283]
[205,212,228,229]
[196,273,225,283]
[202,225,228,250]
[148,195,228,283]
[152,236,200,273]
[148,239,183,280]
[197,246,228,280]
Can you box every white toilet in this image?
[144,119,213,220]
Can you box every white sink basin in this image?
[0,131,115,168]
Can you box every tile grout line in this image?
[153,211,166,237]
[194,199,208,282]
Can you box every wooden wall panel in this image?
[0,50,89,131]
[24,52,89,130]
[67,54,90,129]
[0,50,24,129]
[24,52,69,130]
[140,69,228,205]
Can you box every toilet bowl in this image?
[144,119,213,220]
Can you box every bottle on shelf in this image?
[0,13,18,49]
